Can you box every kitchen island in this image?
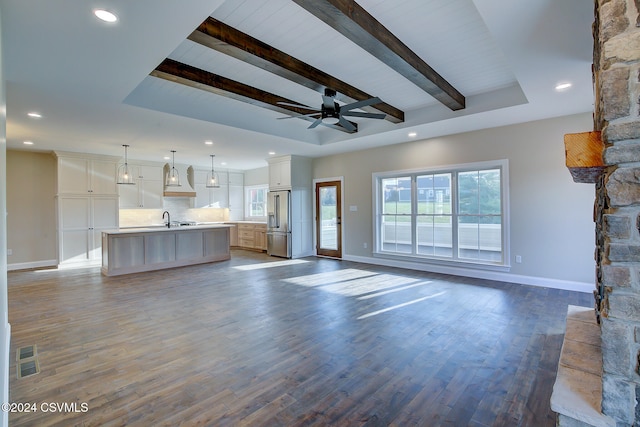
[101,224,231,276]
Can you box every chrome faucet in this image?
[162,211,170,228]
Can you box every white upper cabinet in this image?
[118,163,163,209]
[57,155,118,195]
[268,158,292,190]
[193,170,239,209]
[268,155,311,190]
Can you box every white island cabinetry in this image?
[101,225,231,276]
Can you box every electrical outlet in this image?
[515,255,522,263]
[7,249,12,256]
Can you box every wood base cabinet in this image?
[232,223,267,251]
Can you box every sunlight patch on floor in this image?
[357,291,446,320]
[357,280,433,300]
[318,274,422,297]
[232,259,310,270]
[283,268,435,298]
[283,268,378,288]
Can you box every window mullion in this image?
[411,174,417,255]
[452,172,459,261]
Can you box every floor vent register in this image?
[16,345,40,378]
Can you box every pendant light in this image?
[206,154,220,188]
[116,144,136,185]
[166,150,182,187]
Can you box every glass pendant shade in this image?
[206,154,220,188]
[117,144,136,185]
[166,150,182,187]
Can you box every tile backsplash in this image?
[120,198,229,227]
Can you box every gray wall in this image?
[312,112,595,287]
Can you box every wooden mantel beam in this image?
[564,131,605,183]
[188,17,404,124]
[291,0,466,111]
[151,58,357,134]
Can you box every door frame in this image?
[313,177,344,259]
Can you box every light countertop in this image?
[104,224,233,235]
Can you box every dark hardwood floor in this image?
[7,250,592,426]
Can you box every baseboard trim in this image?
[8,260,57,272]
[342,254,593,293]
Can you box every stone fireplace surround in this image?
[555,1,640,426]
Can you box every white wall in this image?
[312,113,595,291]
[0,4,10,425]
[244,166,268,186]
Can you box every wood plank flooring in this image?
[7,250,592,426]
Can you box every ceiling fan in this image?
[277,89,386,132]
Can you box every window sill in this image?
[373,251,511,273]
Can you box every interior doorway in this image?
[315,180,342,258]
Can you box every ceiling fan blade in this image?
[341,111,386,119]
[341,97,382,112]
[338,116,356,132]
[277,101,318,110]
[308,118,323,129]
[277,114,321,120]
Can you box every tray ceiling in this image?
[3,0,594,170]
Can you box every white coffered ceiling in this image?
[2,0,594,170]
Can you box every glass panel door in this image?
[316,180,342,258]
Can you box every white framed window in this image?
[373,160,509,268]
[245,185,268,219]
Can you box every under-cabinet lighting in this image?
[204,140,213,145]
[408,132,417,138]
[268,151,276,155]
[27,112,42,119]
[23,141,34,145]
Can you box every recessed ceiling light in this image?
[221,162,227,166]
[268,151,276,155]
[163,156,170,160]
[23,141,34,145]
[94,9,118,23]
[27,112,42,118]
[204,140,213,145]
[555,82,572,91]
[408,132,417,138]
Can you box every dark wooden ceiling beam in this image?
[150,58,357,133]
[188,17,404,124]
[291,0,466,111]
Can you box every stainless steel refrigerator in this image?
[267,190,291,258]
